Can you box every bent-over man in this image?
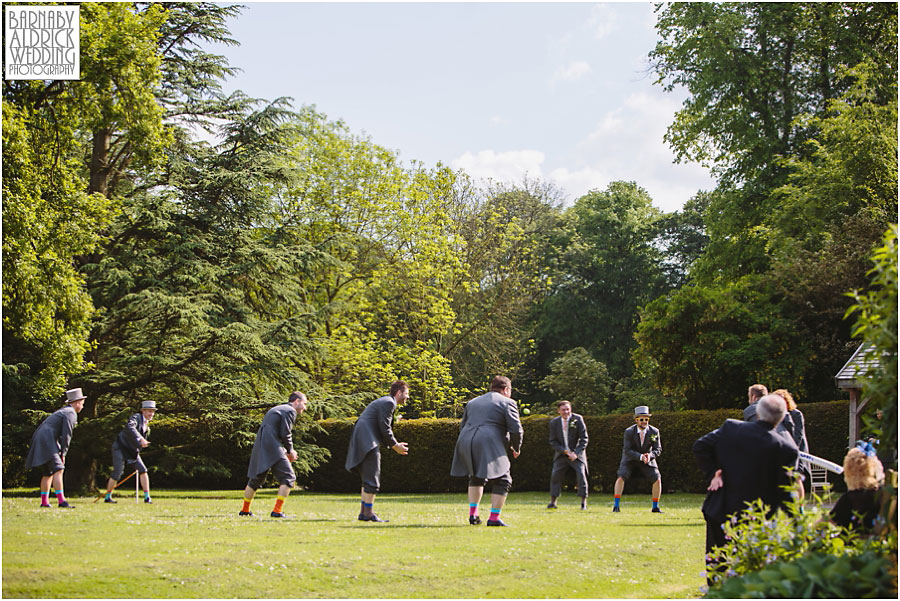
[345,381,410,522]
[24,388,86,508]
[613,406,663,513]
[240,391,307,518]
[103,400,157,504]
[450,376,523,526]
[547,400,589,510]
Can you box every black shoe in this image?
[651,507,663,513]
[358,513,388,522]
[239,511,253,516]
[58,501,75,508]
[486,518,508,527]
[104,498,117,504]
[144,498,152,504]
[612,506,620,512]
[546,503,558,509]
[469,515,482,525]
[270,511,286,518]
[581,502,588,510]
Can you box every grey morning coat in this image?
[618,423,662,469]
[246,403,297,478]
[549,413,589,468]
[24,405,78,469]
[345,396,399,471]
[115,412,150,459]
[450,391,523,480]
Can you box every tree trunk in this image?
[89,128,112,196]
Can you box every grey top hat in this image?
[65,388,87,403]
[633,405,652,417]
[141,401,157,410]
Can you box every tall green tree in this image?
[652,2,897,282]
[2,3,170,401]
[846,225,897,465]
[441,177,563,403]
[269,108,466,418]
[538,347,612,416]
[530,181,668,411]
[69,99,328,489]
[636,4,898,407]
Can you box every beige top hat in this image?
[65,388,87,403]
[633,405,652,417]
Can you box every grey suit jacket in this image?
[246,403,297,478]
[450,391,523,480]
[549,414,588,467]
[345,396,399,471]
[618,424,661,468]
[114,412,150,459]
[742,403,758,421]
[24,406,78,469]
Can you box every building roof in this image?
[834,343,881,390]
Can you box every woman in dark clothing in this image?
[773,389,808,499]
[831,442,884,533]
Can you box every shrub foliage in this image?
[300,401,850,493]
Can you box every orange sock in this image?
[242,499,252,513]
[273,496,285,513]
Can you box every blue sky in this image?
[205,2,715,212]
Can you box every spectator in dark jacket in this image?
[693,394,799,580]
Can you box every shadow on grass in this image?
[622,522,701,528]
[337,523,459,529]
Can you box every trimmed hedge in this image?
[299,401,851,494]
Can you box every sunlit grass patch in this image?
[3,491,707,598]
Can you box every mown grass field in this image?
[3,490,708,598]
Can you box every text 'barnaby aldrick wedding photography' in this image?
[5,6,79,80]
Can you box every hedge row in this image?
[299,401,851,494]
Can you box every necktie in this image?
[562,419,569,449]
[639,428,645,446]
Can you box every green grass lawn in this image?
[3,490,708,598]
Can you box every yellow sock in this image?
[273,496,286,513]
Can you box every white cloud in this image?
[552,60,592,84]
[489,115,508,127]
[451,149,546,183]
[547,166,611,200]
[556,90,715,211]
[589,4,617,40]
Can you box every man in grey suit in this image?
[450,376,523,527]
[240,391,307,518]
[24,388,86,508]
[744,383,797,446]
[345,381,410,522]
[103,400,157,504]
[742,384,767,421]
[613,405,663,513]
[547,400,589,510]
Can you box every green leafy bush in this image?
[709,496,856,583]
[300,402,850,493]
[705,550,895,598]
